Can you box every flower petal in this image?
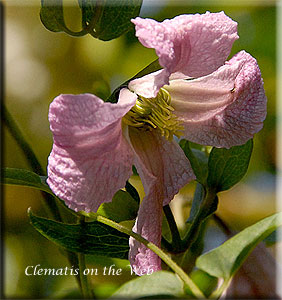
[132,11,238,77]
[166,51,267,148]
[127,128,194,274]
[47,89,137,212]
[128,69,170,98]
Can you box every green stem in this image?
[179,219,208,274]
[213,214,233,236]
[182,189,217,249]
[207,216,234,299]
[95,215,205,299]
[2,104,82,288]
[78,217,93,299]
[78,252,92,299]
[163,205,182,252]
[161,236,173,252]
[2,103,44,175]
[2,103,61,219]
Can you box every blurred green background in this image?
[3,0,277,298]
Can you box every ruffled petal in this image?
[47,89,137,212]
[165,51,267,148]
[128,69,170,98]
[132,11,238,78]
[127,128,194,274]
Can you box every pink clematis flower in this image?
[47,12,267,275]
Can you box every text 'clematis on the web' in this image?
[47,12,267,275]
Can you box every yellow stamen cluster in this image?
[123,88,183,141]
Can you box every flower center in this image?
[123,88,183,141]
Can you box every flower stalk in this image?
[163,204,183,252]
[78,252,92,299]
[78,216,93,299]
[183,188,218,250]
[95,214,205,299]
[45,10,266,281]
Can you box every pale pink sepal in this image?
[132,12,238,78]
[127,128,194,274]
[166,51,267,148]
[128,69,170,98]
[47,89,137,212]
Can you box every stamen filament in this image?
[123,88,184,141]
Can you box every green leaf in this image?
[264,229,280,246]
[41,0,142,40]
[40,0,69,33]
[110,271,184,298]
[89,0,143,41]
[106,59,161,103]
[97,190,138,222]
[196,212,282,280]
[179,139,208,185]
[28,209,129,259]
[1,168,53,195]
[78,0,99,28]
[186,183,205,224]
[125,181,140,204]
[207,139,253,192]
[190,269,218,298]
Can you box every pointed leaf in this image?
[207,139,253,192]
[1,168,53,195]
[186,183,205,224]
[28,209,129,259]
[40,0,68,33]
[196,212,282,280]
[78,0,101,28]
[110,270,184,298]
[264,230,280,246]
[179,139,208,185]
[87,0,143,41]
[190,269,218,298]
[125,181,140,203]
[97,190,138,222]
[41,0,142,40]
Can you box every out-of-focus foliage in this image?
[3,0,277,298]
